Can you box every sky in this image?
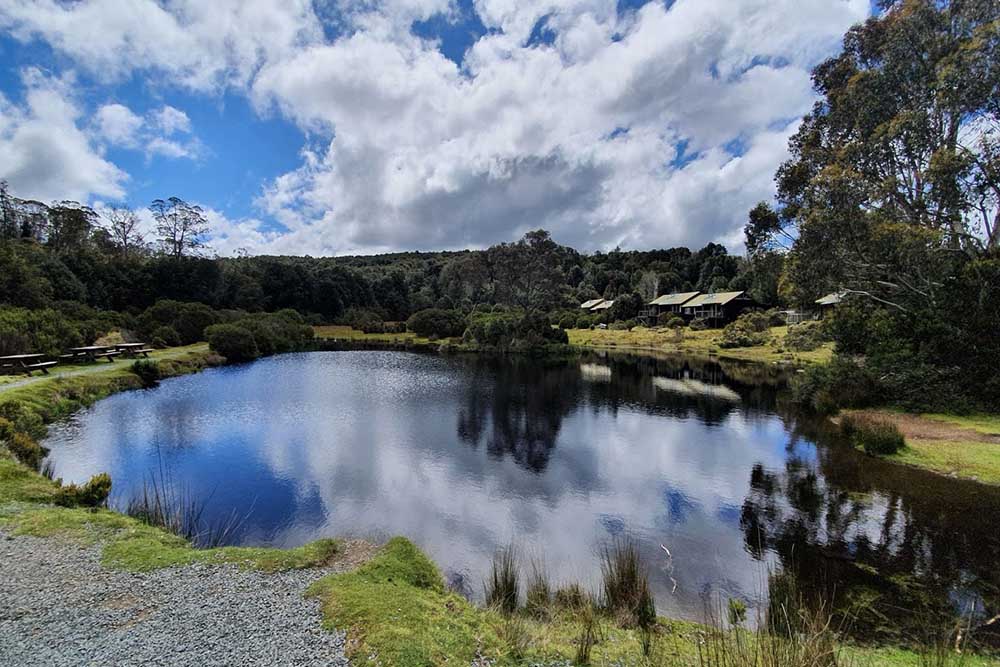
[0,0,872,257]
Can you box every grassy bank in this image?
[0,344,220,437]
[842,410,1000,485]
[305,537,993,667]
[568,325,833,365]
[312,324,834,366]
[313,325,437,347]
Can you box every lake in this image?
[43,350,1000,635]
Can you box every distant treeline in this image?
[0,184,778,324]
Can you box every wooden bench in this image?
[134,348,154,358]
[24,361,57,375]
[93,350,122,361]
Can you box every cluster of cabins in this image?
[0,343,153,378]
[580,291,754,327]
[580,290,845,328]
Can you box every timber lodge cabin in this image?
[636,291,753,327]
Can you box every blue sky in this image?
[0,0,871,256]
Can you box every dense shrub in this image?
[151,325,181,348]
[464,311,568,350]
[205,323,260,363]
[840,413,905,456]
[138,300,219,345]
[406,308,466,338]
[609,321,629,331]
[54,472,112,508]
[0,306,85,355]
[0,402,45,439]
[658,313,685,328]
[791,356,880,414]
[7,431,49,470]
[720,311,771,348]
[0,416,14,442]
[173,303,219,344]
[784,322,827,352]
[689,317,709,331]
[130,360,161,388]
[558,313,578,329]
[343,308,387,333]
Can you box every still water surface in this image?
[44,351,1000,630]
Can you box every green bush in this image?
[406,308,466,338]
[558,313,578,330]
[463,311,567,350]
[139,300,218,345]
[689,317,709,331]
[0,305,95,356]
[658,313,684,328]
[205,324,260,363]
[151,325,181,348]
[0,416,14,443]
[840,413,905,456]
[784,322,827,351]
[791,356,880,414]
[8,431,49,470]
[0,402,45,439]
[173,303,219,344]
[54,472,112,507]
[720,312,771,348]
[130,360,161,388]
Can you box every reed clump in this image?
[600,536,656,630]
[485,543,520,614]
[122,463,246,548]
[840,412,905,456]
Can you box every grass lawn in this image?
[568,325,833,365]
[313,325,432,345]
[0,343,213,391]
[313,324,834,366]
[843,410,1000,485]
[0,344,217,437]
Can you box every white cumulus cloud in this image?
[0,69,127,202]
[1,0,871,254]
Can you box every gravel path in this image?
[0,531,353,667]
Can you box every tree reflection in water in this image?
[740,415,1000,647]
[455,352,784,473]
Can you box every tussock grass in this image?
[524,557,551,619]
[841,412,905,456]
[121,456,248,548]
[600,536,656,629]
[485,543,520,615]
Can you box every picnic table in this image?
[0,353,58,376]
[113,343,154,358]
[61,346,121,363]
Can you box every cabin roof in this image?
[580,298,604,309]
[815,291,845,306]
[683,291,746,308]
[648,291,700,307]
[591,299,614,311]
